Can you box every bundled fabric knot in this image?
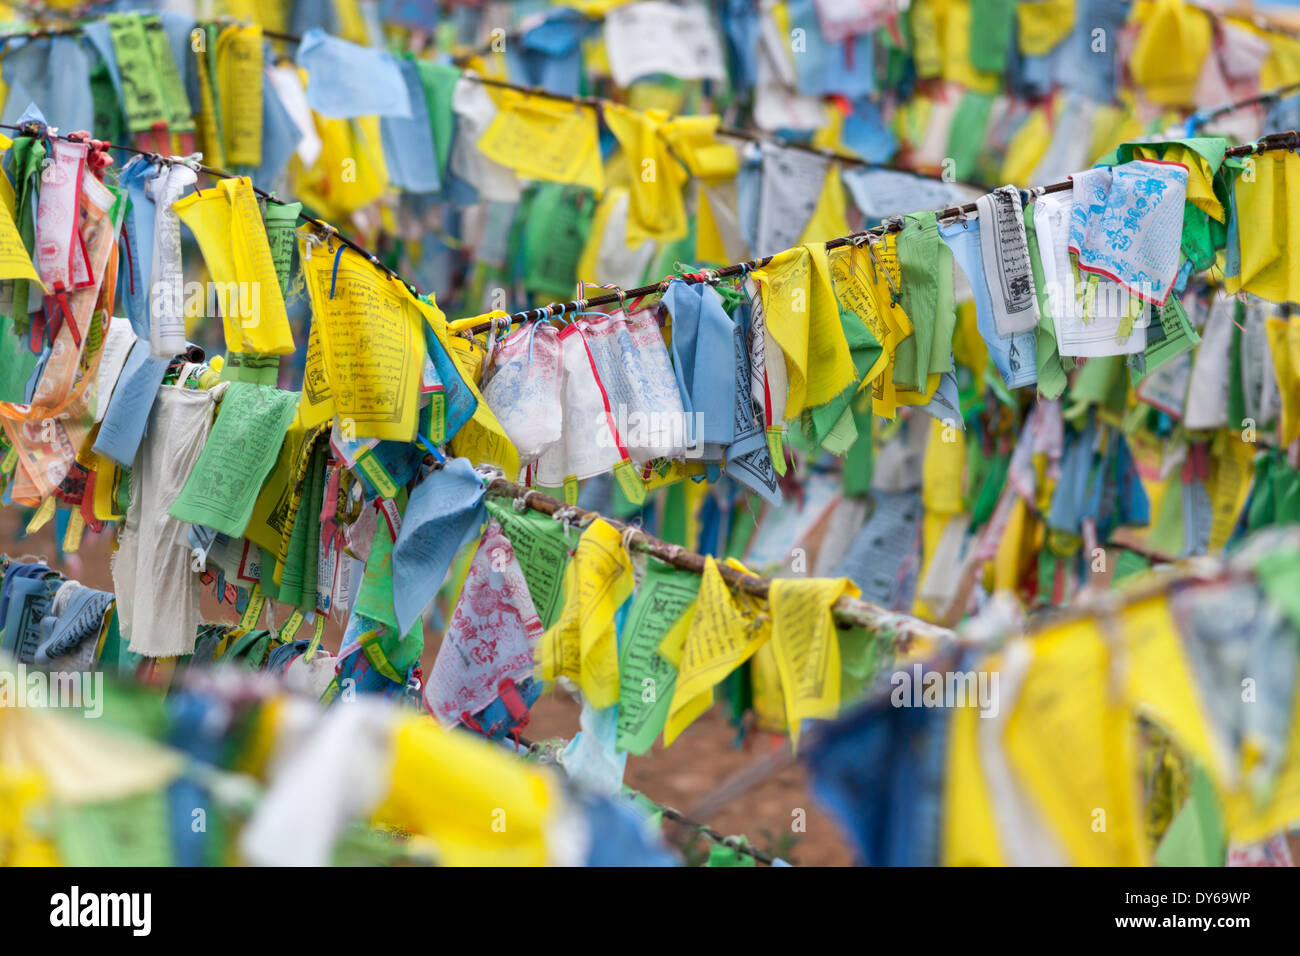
[64,131,113,178]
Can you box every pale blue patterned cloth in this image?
[939,219,1037,390]
[1068,160,1188,306]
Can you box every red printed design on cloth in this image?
[424,519,542,727]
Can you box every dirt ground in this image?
[3,511,853,866]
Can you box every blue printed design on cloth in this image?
[1068,160,1188,306]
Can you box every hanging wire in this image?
[3,23,1297,342]
[454,127,1300,334]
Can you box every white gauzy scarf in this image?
[112,385,214,657]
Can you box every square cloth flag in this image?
[295,28,412,120]
[1069,160,1189,306]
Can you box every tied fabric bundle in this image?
[534,324,640,499]
[661,279,737,461]
[481,321,565,465]
[579,309,688,465]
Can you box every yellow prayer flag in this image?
[296,233,425,442]
[1122,596,1229,784]
[860,236,915,419]
[923,411,966,516]
[1003,619,1146,865]
[24,497,55,534]
[1208,429,1257,553]
[751,640,787,735]
[942,666,1007,865]
[1267,314,1300,448]
[938,0,1001,94]
[297,319,337,428]
[993,495,1029,593]
[1017,0,1074,55]
[1222,151,1300,304]
[293,116,387,220]
[477,91,604,193]
[797,164,850,249]
[537,518,633,708]
[694,182,730,266]
[1129,0,1213,108]
[828,245,892,388]
[604,103,690,246]
[564,0,634,14]
[658,115,739,182]
[0,147,38,286]
[91,458,124,522]
[751,243,857,419]
[910,0,943,79]
[173,178,295,355]
[663,556,770,744]
[216,25,264,167]
[194,32,224,170]
[329,0,370,44]
[768,576,859,747]
[1259,28,1300,89]
[654,114,742,265]
[0,133,15,217]
[1000,107,1050,186]
[0,765,60,865]
[372,714,561,866]
[246,417,319,556]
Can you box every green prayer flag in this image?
[108,14,170,133]
[485,497,572,628]
[415,60,460,180]
[705,841,757,867]
[354,503,425,680]
[616,558,700,754]
[1154,765,1226,867]
[262,200,302,298]
[1023,204,1070,400]
[968,0,1017,74]
[55,788,174,866]
[143,14,194,132]
[169,384,300,536]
